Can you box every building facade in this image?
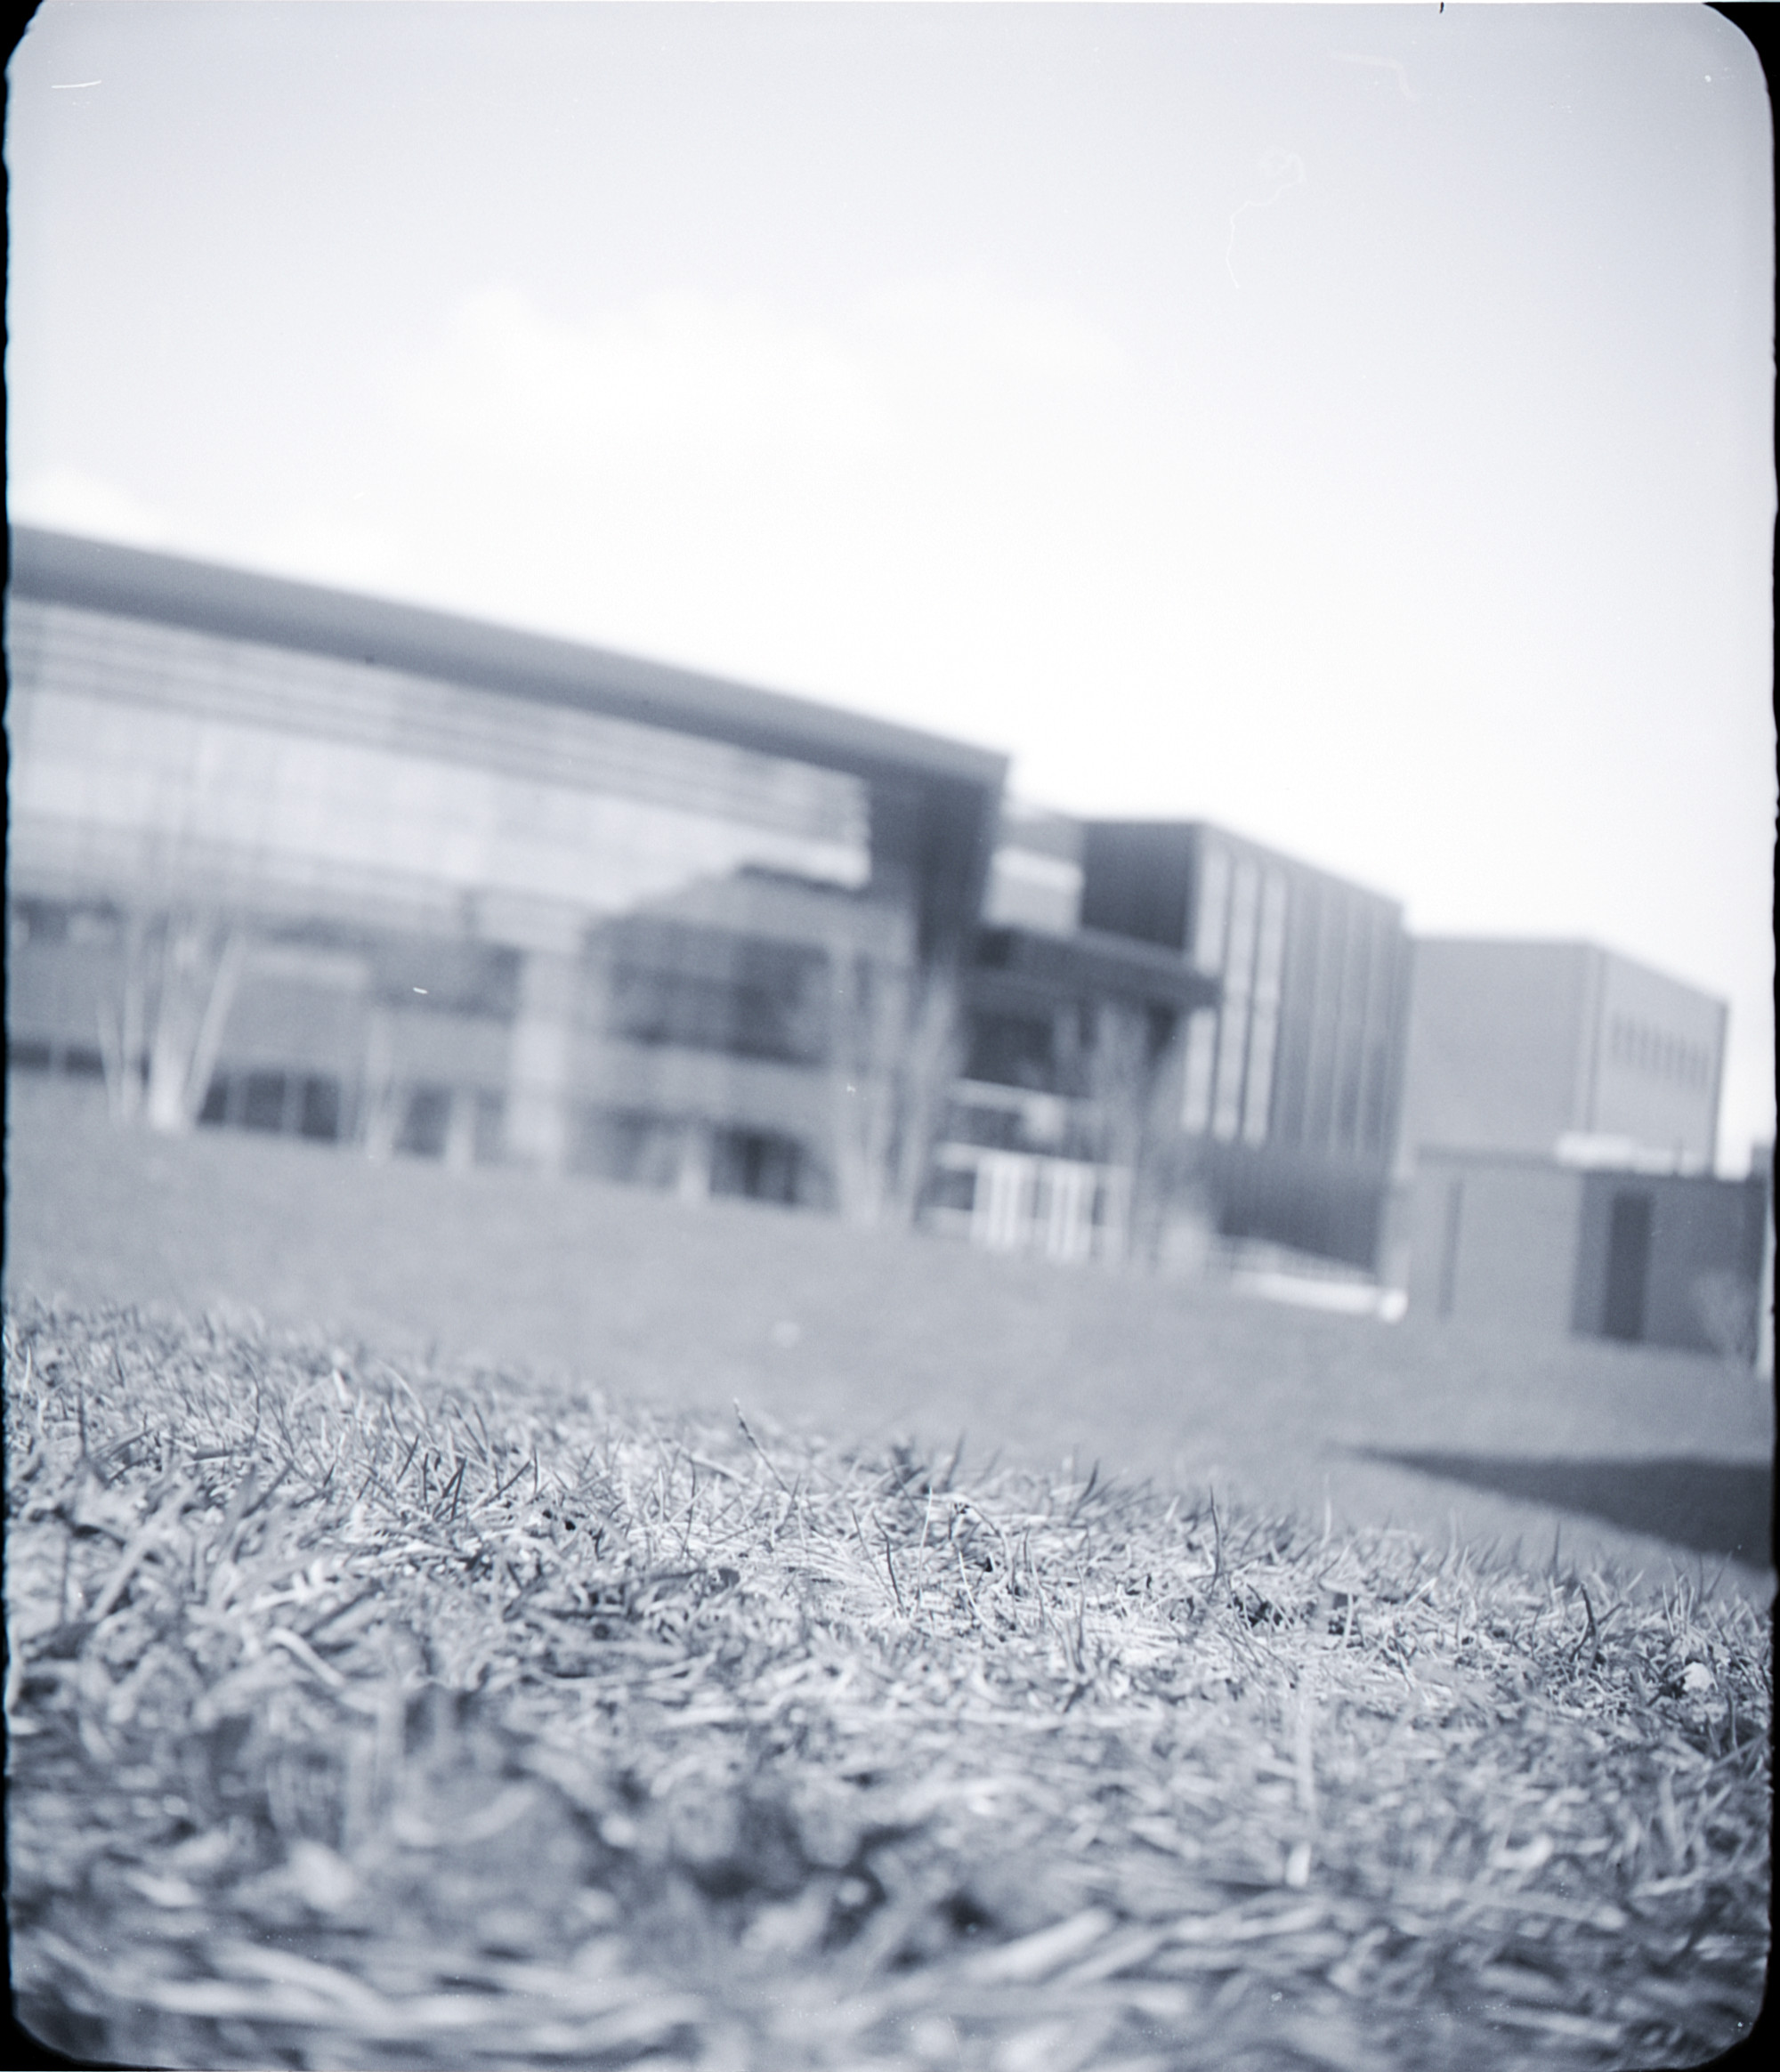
[8,530,1424,1280]
[926,919,1218,1263]
[1387,937,1768,1362]
[1404,1148,1769,1363]
[1398,938,1727,1173]
[929,809,1413,1271]
[6,528,1005,1214]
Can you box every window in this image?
[1179,1008,1218,1135]
[606,923,830,1066]
[298,1075,342,1141]
[711,1129,803,1205]
[1210,860,1260,1141]
[397,1085,451,1158]
[1194,844,1231,975]
[965,1011,1056,1092]
[1240,871,1289,1145]
[242,1072,288,1132]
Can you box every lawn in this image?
[5,1075,1773,1594]
[5,1296,1770,2072]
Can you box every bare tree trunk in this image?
[830,944,921,1227]
[360,1004,399,1160]
[99,911,150,1125]
[139,912,247,1135]
[1088,1000,1184,1267]
[887,965,962,1226]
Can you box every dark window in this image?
[944,1100,1024,1151]
[1078,824,1193,950]
[926,1166,977,1214]
[242,1072,288,1132]
[606,923,829,1065]
[1603,1191,1654,1344]
[397,1086,452,1159]
[298,1076,342,1141]
[711,1128,803,1205]
[198,1074,230,1125]
[964,1011,1055,1091]
[63,1046,106,1079]
[17,902,71,944]
[473,1091,506,1164]
[8,1039,53,1072]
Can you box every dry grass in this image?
[5,1296,1770,2072]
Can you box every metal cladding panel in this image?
[1078,823,1195,951]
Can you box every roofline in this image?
[972,922,1221,1009]
[1080,815,1406,914]
[7,527,1009,792]
[1410,935,1728,1009]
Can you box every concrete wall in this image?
[1586,951,1726,1167]
[1408,1153,1766,1362]
[1399,941,1594,1163]
[1572,1170,1767,1356]
[1405,1153,1587,1336]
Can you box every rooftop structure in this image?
[1398,938,1727,1175]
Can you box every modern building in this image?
[4,528,1441,1284]
[926,809,1413,1271]
[1404,1148,1769,1362]
[6,526,1006,1214]
[926,914,1218,1263]
[1385,936,1768,1361]
[1398,938,1727,1173]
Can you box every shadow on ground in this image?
[1358,1450,1774,1567]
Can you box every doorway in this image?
[1602,1190,1654,1343]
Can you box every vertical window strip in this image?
[1303,894,1347,1154]
[1355,911,1399,1153]
[1210,859,1260,1140]
[1269,886,1317,1150]
[1180,1008,1218,1134]
[1238,872,1290,1144]
[1331,901,1371,1152]
[1240,1002,1280,1144]
[1195,844,1231,975]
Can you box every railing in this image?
[925,1142,1129,1263]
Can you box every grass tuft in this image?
[5,1297,1770,2070]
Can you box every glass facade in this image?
[7,597,870,937]
[602,919,832,1066]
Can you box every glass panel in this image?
[1239,871,1290,1144]
[605,921,830,1065]
[1211,859,1259,1140]
[1193,844,1231,974]
[1180,1008,1218,1134]
[298,1074,342,1141]
[1241,1003,1280,1145]
[241,1071,287,1132]
[9,599,872,934]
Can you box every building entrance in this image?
[1603,1190,1654,1342]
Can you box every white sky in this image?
[8,2,1775,1170]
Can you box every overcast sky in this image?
[8,3,1774,1168]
